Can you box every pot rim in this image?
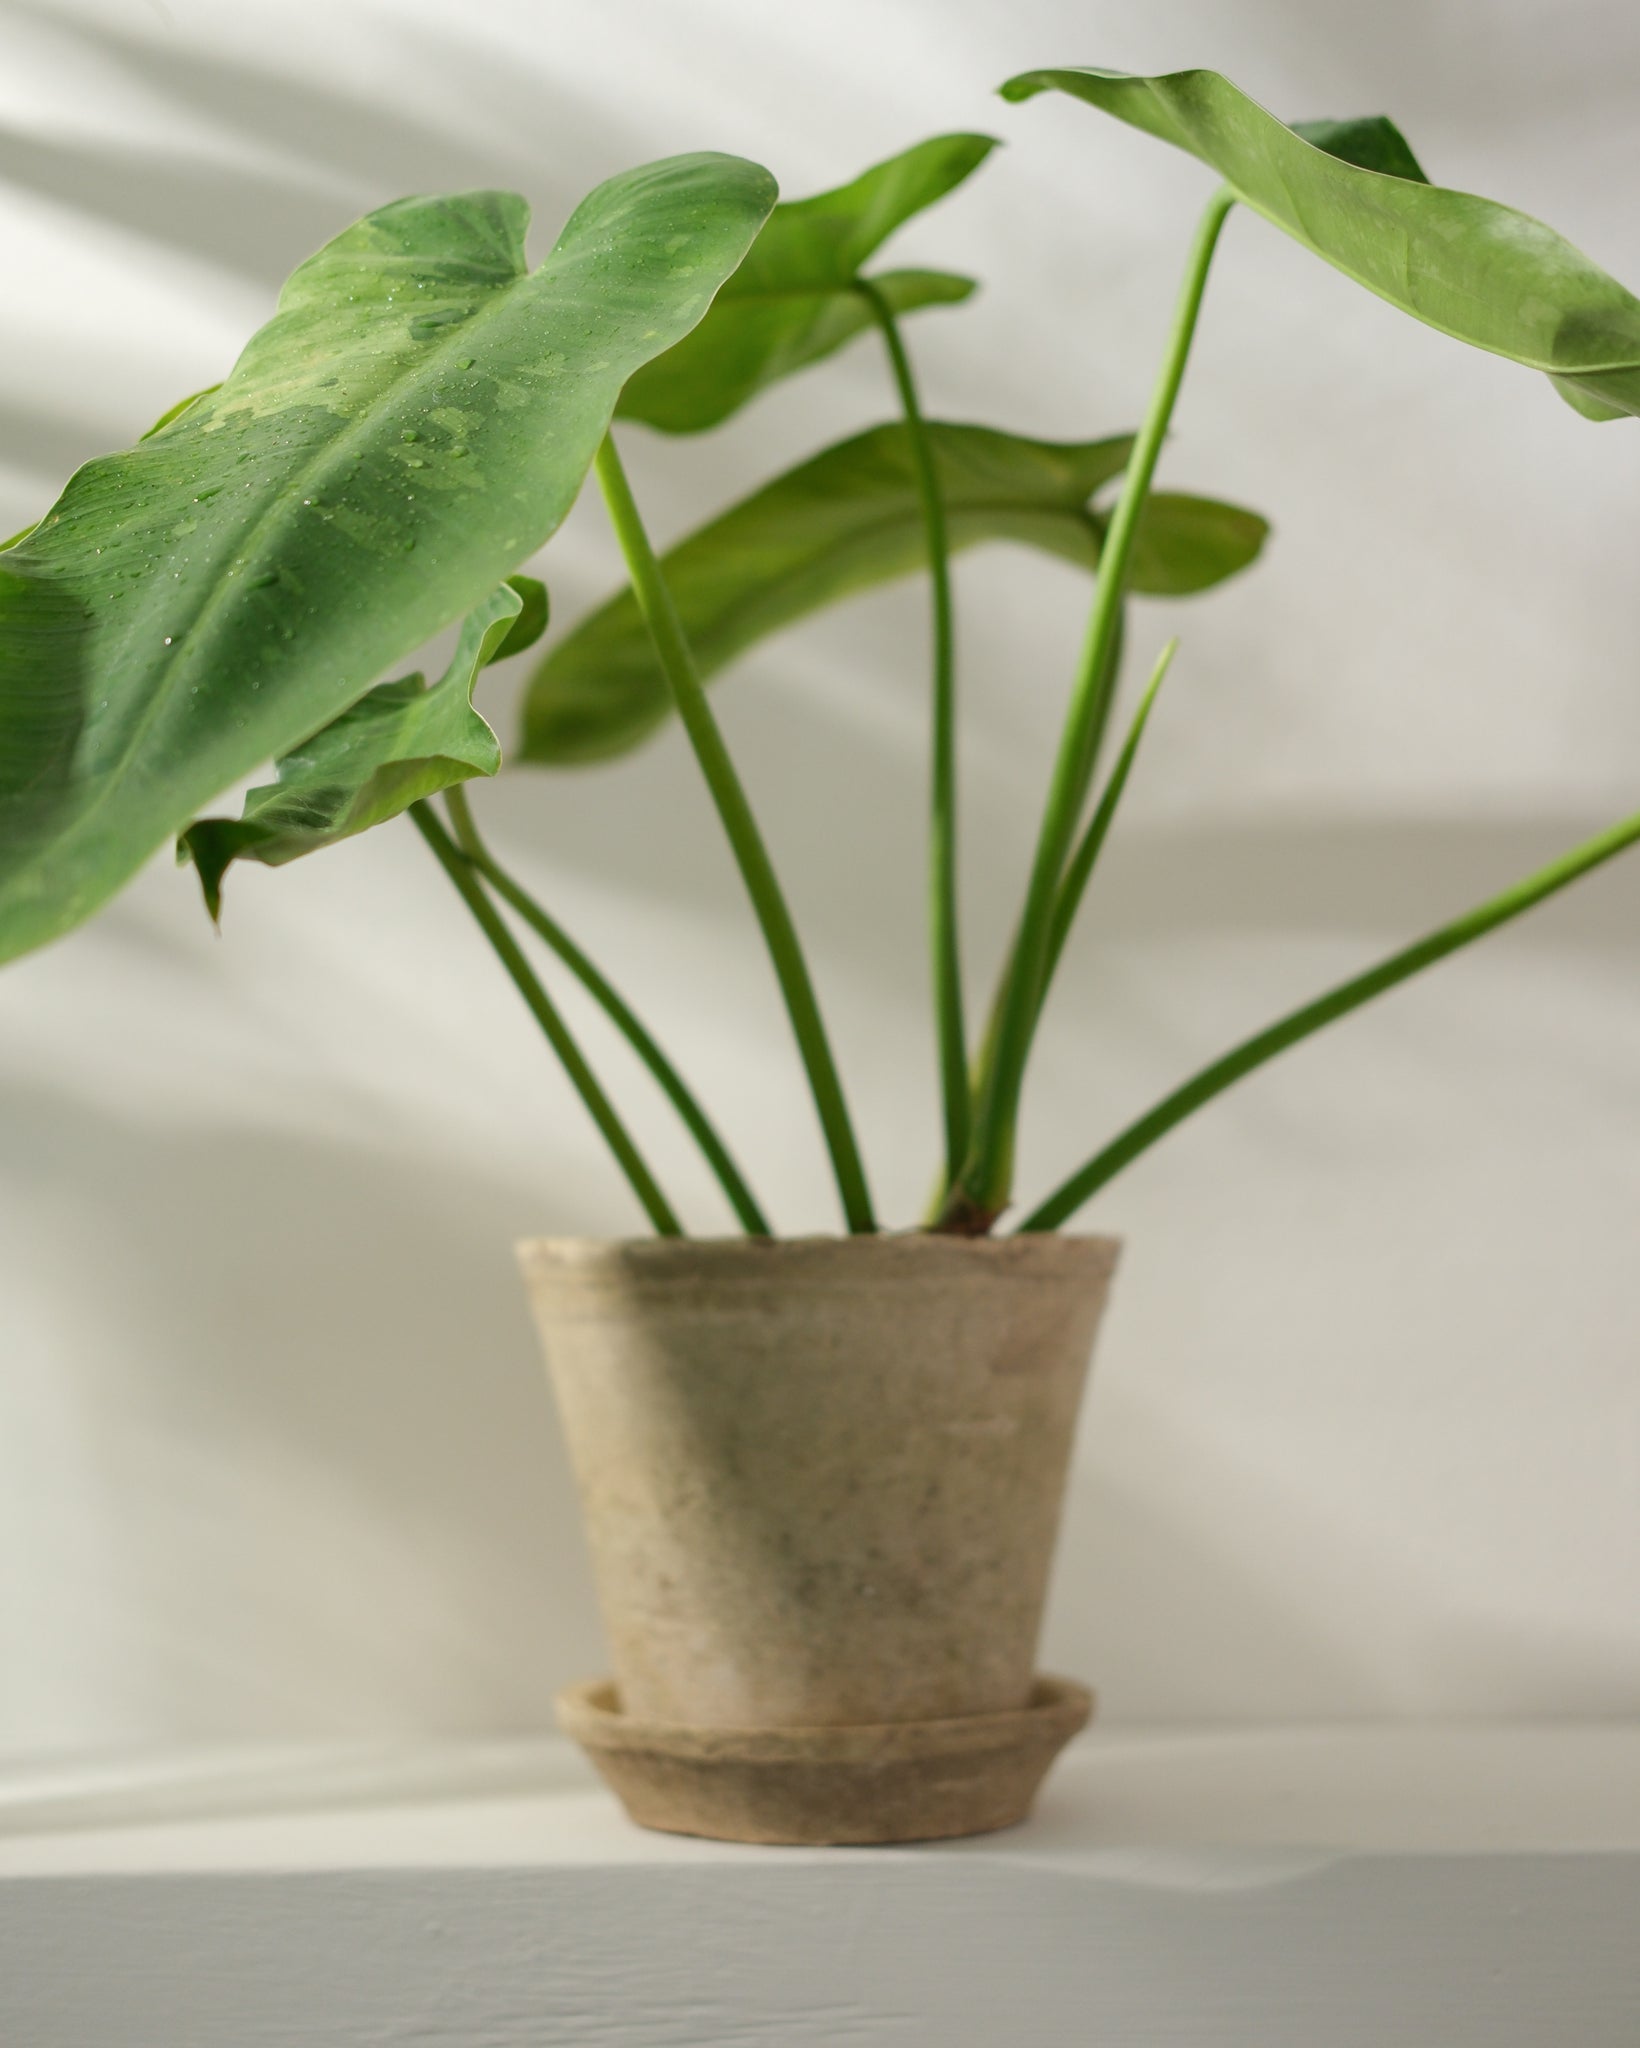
[519,1229,1119,1253]
[518,1228,1121,1261]
[517,1230,1121,1289]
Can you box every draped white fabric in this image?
[2,0,1638,1750]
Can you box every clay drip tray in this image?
[556,1674,1094,1845]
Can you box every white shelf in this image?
[3,1726,1638,2045]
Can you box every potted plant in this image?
[3,66,1637,1845]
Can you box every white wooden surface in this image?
[2,1726,1637,2045]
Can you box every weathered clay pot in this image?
[518,1233,1118,1841]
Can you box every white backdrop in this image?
[2,0,1638,1751]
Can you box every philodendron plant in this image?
[3,71,1639,1240]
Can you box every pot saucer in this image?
[556,1674,1093,1845]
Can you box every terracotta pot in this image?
[518,1232,1118,1841]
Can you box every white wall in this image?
[2,0,1637,1749]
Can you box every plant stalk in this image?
[1040,637,1178,1006]
[946,188,1235,1232]
[940,617,1140,1225]
[1019,801,1640,1230]
[856,277,969,1191]
[1067,601,1129,832]
[593,431,876,1234]
[409,799,683,1236]
[442,787,772,1236]
[961,634,1177,1131]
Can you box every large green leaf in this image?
[520,422,1267,763]
[178,580,527,919]
[0,156,776,965]
[617,134,995,433]
[1001,66,1640,421]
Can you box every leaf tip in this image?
[952,129,1004,160]
[1552,373,1631,423]
[997,65,1128,104]
[997,69,1050,104]
[177,823,229,927]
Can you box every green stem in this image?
[593,431,876,1234]
[947,189,1234,1232]
[409,800,683,1237]
[1019,801,1640,1231]
[1071,602,1128,825]
[442,787,772,1236]
[946,617,1139,1214]
[856,278,969,1190]
[1040,637,1178,1007]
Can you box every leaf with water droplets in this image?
[0,158,775,962]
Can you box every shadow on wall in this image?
[0,0,645,282]
[6,1079,605,1738]
[0,0,652,485]
[8,1064,1396,1739]
[1047,1450,1379,1724]
[491,669,1640,970]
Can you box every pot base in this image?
[556,1675,1094,1845]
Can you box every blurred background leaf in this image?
[522,422,1266,763]
[618,133,995,432]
